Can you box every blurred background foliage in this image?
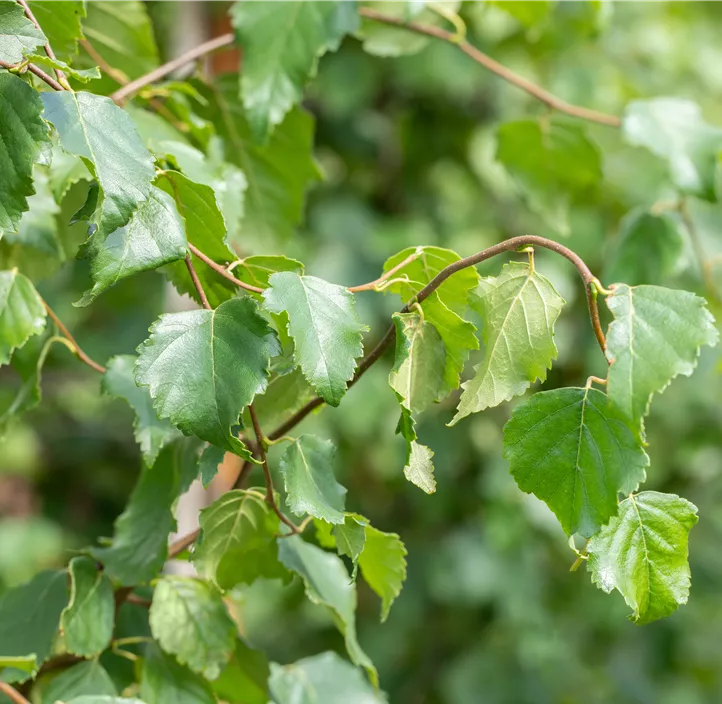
[2,2,722,702]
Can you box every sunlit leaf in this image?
[0,269,46,366]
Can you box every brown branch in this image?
[42,301,107,374]
[348,249,421,292]
[188,243,264,294]
[270,235,607,440]
[359,7,620,128]
[0,682,31,704]
[17,0,70,89]
[0,58,65,91]
[110,33,235,105]
[185,254,212,310]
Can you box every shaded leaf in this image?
[42,660,117,704]
[213,639,269,704]
[198,445,226,488]
[0,269,46,366]
[27,1,86,60]
[0,1,45,63]
[140,642,216,704]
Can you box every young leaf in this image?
[41,91,155,236]
[25,54,100,81]
[268,652,386,704]
[278,435,347,524]
[90,439,201,585]
[605,284,719,440]
[231,0,359,141]
[451,262,565,425]
[403,439,436,495]
[102,355,182,467]
[140,641,216,704]
[76,186,187,305]
[136,298,279,456]
[357,524,407,622]
[192,490,286,590]
[0,269,46,367]
[0,2,46,63]
[390,312,447,415]
[504,387,649,538]
[0,570,68,683]
[213,639,269,704]
[40,660,117,703]
[0,72,51,235]
[149,576,237,681]
[277,536,377,686]
[61,556,114,658]
[263,273,366,406]
[27,1,86,60]
[623,98,722,201]
[587,491,698,623]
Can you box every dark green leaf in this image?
[42,660,117,704]
[0,1,46,63]
[27,1,86,60]
[0,269,46,366]
[136,298,279,456]
[198,445,226,488]
[504,387,649,537]
[213,639,269,704]
[149,576,236,681]
[140,642,216,704]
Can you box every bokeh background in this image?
[2,2,722,703]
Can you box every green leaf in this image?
[496,119,602,234]
[77,186,188,305]
[26,54,100,82]
[277,536,377,686]
[269,651,385,704]
[149,576,236,681]
[213,639,269,704]
[232,255,304,291]
[451,262,565,425]
[358,524,407,622]
[41,90,155,236]
[42,660,117,704]
[489,0,552,26]
[333,514,367,566]
[63,698,146,704]
[90,439,201,585]
[504,387,649,538]
[61,556,114,657]
[605,209,684,286]
[0,656,36,680]
[0,72,51,235]
[251,368,315,432]
[0,1,46,63]
[136,298,279,456]
[279,435,347,524]
[103,355,182,467]
[192,490,286,589]
[231,0,359,141]
[390,312,446,415]
[48,142,91,202]
[263,272,366,407]
[403,439,436,495]
[140,642,216,704]
[27,2,86,60]
[623,98,722,201]
[157,170,237,309]
[587,491,698,623]
[198,445,226,488]
[0,269,46,366]
[605,284,719,440]
[0,570,68,683]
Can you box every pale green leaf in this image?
[136,298,279,456]
[61,556,114,657]
[232,0,359,141]
[0,570,68,683]
[149,576,236,681]
[213,639,269,704]
[605,284,718,440]
[0,1,45,63]
[489,0,552,26]
[233,255,304,291]
[269,652,385,704]
[0,269,46,366]
[48,142,91,203]
[277,536,377,686]
[452,262,565,425]
[26,53,100,82]
[263,272,366,406]
[403,440,436,495]
[279,435,347,524]
[42,658,116,704]
[77,186,188,306]
[587,491,698,624]
[140,642,216,704]
[192,490,286,589]
[41,90,155,236]
[358,525,407,622]
[504,387,649,537]
[63,697,146,704]
[0,656,36,680]
[27,2,86,60]
[102,355,182,467]
[334,514,367,566]
[0,72,51,235]
[623,98,722,201]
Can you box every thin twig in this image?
[17,0,70,88]
[249,404,300,534]
[110,33,235,104]
[188,243,264,294]
[168,528,200,559]
[678,197,721,306]
[270,235,607,440]
[79,38,127,85]
[0,682,31,704]
[42,300,107,374]
[185,254,212,310]
[348,249,421,292]
[359,7,620,128]
[0,58,65,91]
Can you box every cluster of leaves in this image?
[0,1,721,703]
